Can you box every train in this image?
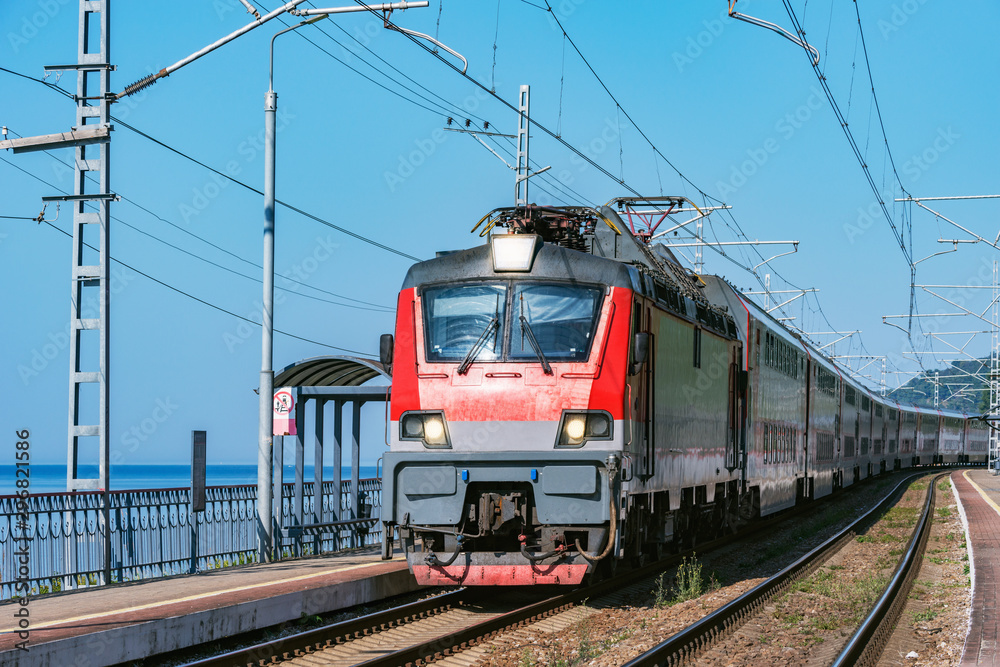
[377,198,990,586]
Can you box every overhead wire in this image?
[0,155,370,354]
[0,66,424,263]
[1,126,394,312]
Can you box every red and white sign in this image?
[273,387,296,436]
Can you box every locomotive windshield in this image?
[423,283,506,362]
[509,284,602,361]
[422,282,602,364]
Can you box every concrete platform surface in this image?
[0,548,419,667]
[954,469,1000,666]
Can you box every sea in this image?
[0,464,380,496]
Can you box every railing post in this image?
[293,392,305,557]
[313,399,325,554]
[333,400,343,548]
[351,400,363,548]
[272,434,283,558]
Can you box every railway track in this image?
[623,471,943,667]
[177,472,930,667]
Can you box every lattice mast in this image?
[66,0,112,584]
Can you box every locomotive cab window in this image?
[422,281,603,364]
[423,283,507,362]
[509,283,602,362]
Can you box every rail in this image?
[832,473,942,666]
[623,471,929,666]
[0,478,382,600]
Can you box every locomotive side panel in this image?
[646,303,739,500]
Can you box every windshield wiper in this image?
[457,316,499,375]
[519,308,553,375]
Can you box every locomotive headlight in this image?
[423,416,445,443]
[557,411,614,447]
[565,416,586,441]
[400,411,451,448]
[491,234,541,272]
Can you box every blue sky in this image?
[2,0,998,473]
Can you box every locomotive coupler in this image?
[518,533,568,562]
[425,534,463,567]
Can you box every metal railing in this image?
[0,479,381,600]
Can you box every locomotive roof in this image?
[400,239,635,290]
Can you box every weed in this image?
[811,616,839,631]
[912,609,939,623]
[653,573,670,608]
[520,648,534,667]
[577,618,594,662]
[673,555,706,604]
[936,507,953,518]
[938,481,950,492]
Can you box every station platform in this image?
[953,469,1000,666]
[0,547,419,667]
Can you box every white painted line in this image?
[963,470,1000,517]
[0,560,391,634]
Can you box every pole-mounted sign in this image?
[273,387,296,436]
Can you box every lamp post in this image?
[257,2,430,562]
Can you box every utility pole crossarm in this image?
[0,125,110,153]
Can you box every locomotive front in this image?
[380,232,636,585]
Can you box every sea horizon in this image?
[0,463,380,496]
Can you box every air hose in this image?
[576,456,620,563]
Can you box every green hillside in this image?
[888,358,992,414]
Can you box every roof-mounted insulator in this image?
[119,69,168,99]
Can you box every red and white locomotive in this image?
[379,199,987,586]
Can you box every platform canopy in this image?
[273,355,390,388]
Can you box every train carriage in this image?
[967,417,990,464]
[917,411,940,465]
[804,351,843,498]
[886,405,900,471]
[898,408,918,467]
